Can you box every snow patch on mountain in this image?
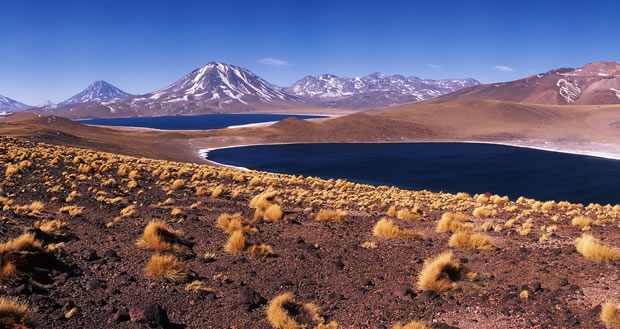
[556,79,581,103]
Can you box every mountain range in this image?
[3,61,620,118]
[2,62,479,117]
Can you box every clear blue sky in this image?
[2,0,619,105]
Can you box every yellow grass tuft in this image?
[387,205,397,217]
[266,292,337,329]
[136,221,186,254]
[572,216,592,229]
[600,301,620,328]
[211,185,224,198]
[396,208,423,221]
[264,204,283,222]
[416,251,469,293]
[361,241,377,249]
[448,232,496,251]
[472,206,496,218]
[224,231,246,254]
[392,321,430,329]
[0,297,35,328]
[185,280,214,293]
[171,208,186,217]
[436,212,473,233]
[247,243,274,257]
[145,254,188,282]
[171,179,185,190]
[120,204,136,218]
[520,290,529,300]
[5,164,21,177]
[34,219,66,233]
[373,218,423,239]
[575,234,619,261]
[59,205,83,217]
[315,209,347,222]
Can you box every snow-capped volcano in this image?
[146,62,302,104]
[60,81,132,105]
[287,73,479,108]
[0,95,31,111]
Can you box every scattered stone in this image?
[82,249,99,261]
[114,307,130,323]
[238,286,266,311]
[129,304,169,328]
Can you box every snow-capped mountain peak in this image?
[147,62,301,105]
[0,95,31,111]
[60,81,132,105]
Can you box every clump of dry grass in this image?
[120,204,136,218]
[0,297,36,328]
[436,212,473,233]
[145,254,188,282]
[361,241,377,249]
[224,231,246,254]
[136,221,189,254]
[171,179,185,190]
[59,205,83,217]
[472,206,496,218]
[448,232,496,250]
[600,301,620,328]
[396,207,423,221]
[266,292,337,329]
[247,243,274,257]
[572,216,592,230]
[373,218,423,239]
[216,213,256,234]
[575,234,619,261]
[5,164,21,177]
[392,321,430,329]
[250,190,285,222]
[0,233,44,282]
[315,209,347,222]
[416,251,474,293]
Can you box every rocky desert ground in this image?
[0,136,618,328]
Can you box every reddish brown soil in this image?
[0,136,618,329]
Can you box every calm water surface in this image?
[78,114,325,130]
[207,143,620,205]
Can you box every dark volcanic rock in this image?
[129,304,169,328]
[238,286,267,311]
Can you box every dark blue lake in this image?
[77,114,326,130]
[207,143,620,205]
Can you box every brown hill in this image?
[434,61,620,105]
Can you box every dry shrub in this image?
[572,216,592,229]
[0,234,44,282]
[472,206,496,218]
[128,170,142,180]
[373,218,423,239]
[396,208,423,221]
[264,204,283,222]
[392,321,430,329]
[120,205,136,218]
[224,231,246,254]
[5,164,21,177]
[387,205,397,217]
[171,179,185,190]
[136,221,189,254]
[185,280,214,293]
[145,254,188,282]
[171,208,186,217]
[266,292,337,329]
[34,219,66,234]
[600,301,620,328]
[448,232,496,250]
[211,185,224,198]
[247,243,274,257]
[315,209,347,222]
[416,251,474,293]
[436,212,473,233]
[361,241,377,249]
[0,297,35,328]
[59,205,83,217]
[575,234,619,261]
[216,213,256,234]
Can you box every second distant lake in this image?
[77,113,326,130]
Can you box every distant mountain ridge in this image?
[287,73,479,108]
[435,61,620,105]
[0,95,31,111]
